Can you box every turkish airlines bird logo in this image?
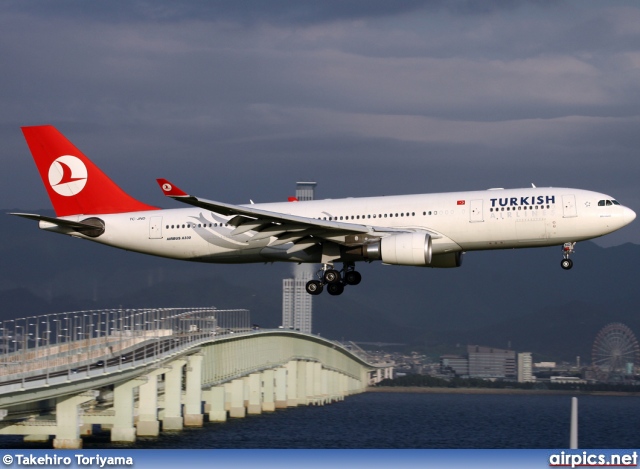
[48,155,88,196]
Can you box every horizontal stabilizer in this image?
[10,213,105,237]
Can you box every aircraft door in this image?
[562,195,577,218]
[469,199,484,222]
[149,216,163,239]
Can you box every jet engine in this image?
[363,232,432,266]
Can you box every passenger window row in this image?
[322,212,418,221]
[165,223,230,229]
[489,205,551,212]
[320,211,453,221]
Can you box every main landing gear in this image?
[305,262,362,296]
[561,242,576,270]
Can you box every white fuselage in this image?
[43,187,635,265]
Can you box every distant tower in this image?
[282,182,317,334]
[282,266,314,333]
[296,182,317,201]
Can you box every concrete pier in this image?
[184,354,204,427]
[206,386,227,422]
[275,367,288,409]
[262,369,276,412]
[247,373,262,415]
[53,391,98,449]
[137,370,165,437]
[229,379,246,418]
[162,359,186,431]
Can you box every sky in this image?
[2,0,639,246]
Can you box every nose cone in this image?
[624,206,636,226]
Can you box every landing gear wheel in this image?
[323,269,341,284]
[344,270,362,286]
[561,259,573,270]
[327,282,345,296]
[305,280,324,295]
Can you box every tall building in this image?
[282,182,317,334]
[517,352,535,383]
[296,182,317,201]
[282,267,314,333]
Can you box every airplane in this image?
[11,125,636,296]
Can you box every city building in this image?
[282,182,317,334]
[440,354,469,377]
[282,269,314,334]
[440,345,517,380]
[517,352,535,383]
[468,345,516,379]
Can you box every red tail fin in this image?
[21,125,158,216]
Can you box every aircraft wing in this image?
[156,179,441,253]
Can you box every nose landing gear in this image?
[305,262,362,296]
[561,242,576,270]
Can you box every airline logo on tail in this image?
[48,155,87,196]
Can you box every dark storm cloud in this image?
[3,0,549,25]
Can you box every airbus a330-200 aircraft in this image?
[12,125,636,296]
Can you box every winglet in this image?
[156,178,189,197]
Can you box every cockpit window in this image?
[598,200,617,206]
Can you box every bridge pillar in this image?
[137,369,167,437]
[312,362,323,405]
[53,391,98,449]
[228,379,246,418]
[261,369,275,412]
[330,371,342,402]
[286,361,298,407]
[306,362,316,404]
[320,368,329,404]
[184,354,204,427]
[247,373,262,415]
[112,377,146,443]
[162,359,186,431]
[335,372,346,401]
[274,367,287,409]
[332,371,340,402]
[205,386,227,422]
[352,375,361,394]
[297,361,309,406]
[223,382,232,412]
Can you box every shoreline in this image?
[366,386,640,397]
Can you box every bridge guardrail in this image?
[0,307,249,390]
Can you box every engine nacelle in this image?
[363,232,432,266]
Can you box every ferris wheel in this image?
[591,322,640,382]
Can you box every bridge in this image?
[0,307,391,448]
